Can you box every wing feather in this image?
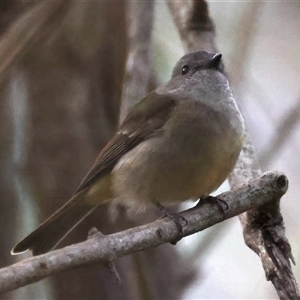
[75,92,176,194]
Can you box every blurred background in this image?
[0,1,299,299]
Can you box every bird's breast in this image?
[112,102,243,210]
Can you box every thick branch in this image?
[166,1,299,299]
[0,172,287,295]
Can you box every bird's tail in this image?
[11,190,99,256]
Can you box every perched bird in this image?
[11,51,244,256]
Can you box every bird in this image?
[11,50,244,256]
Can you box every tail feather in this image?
[11,192,98,256]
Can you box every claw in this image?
[197,196,228,219]
[155,202,187,244]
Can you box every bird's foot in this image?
[155,202,187,244]
[197,196,228,219]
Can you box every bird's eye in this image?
[181,65,189,75]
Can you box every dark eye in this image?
[181,65,189,75]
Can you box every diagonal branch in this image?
[0,172,287,295]
[166,1,299,299]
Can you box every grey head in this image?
[157,51,231,107]
[156,50,243,131]
[157,51,228,96]
[171,50,225,78]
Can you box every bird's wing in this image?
[74,92,176,194]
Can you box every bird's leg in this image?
[88,228,121,282]
[197,195,228,219]
[155,202,187,244]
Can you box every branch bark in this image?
[166,1,299,299]
[0,172,288,295]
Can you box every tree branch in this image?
[166,1,299,299]
[0,172,287,295]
